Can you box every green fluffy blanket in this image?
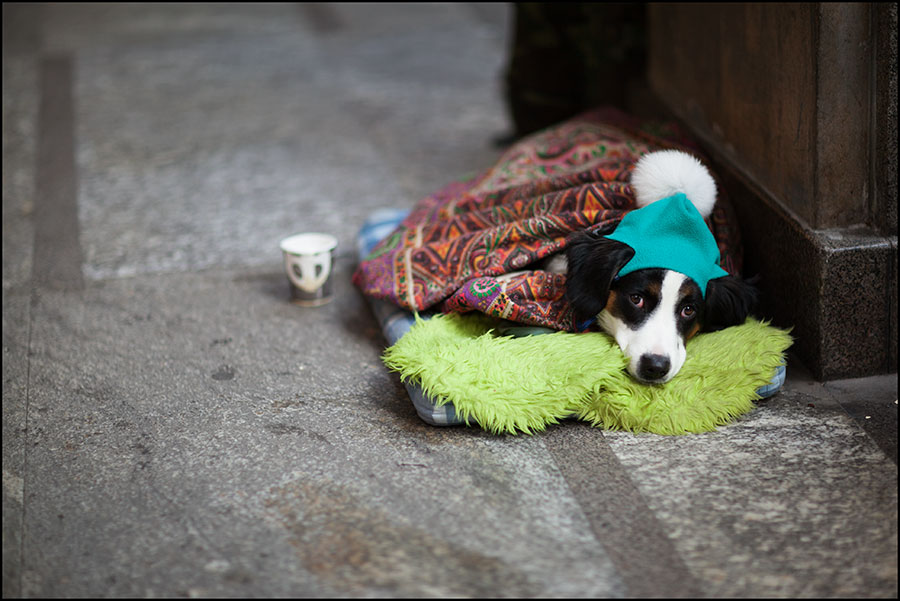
[383,313,792,435]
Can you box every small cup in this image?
[279,232,338,306]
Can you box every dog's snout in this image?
[638,354,671,382]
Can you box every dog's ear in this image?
[565,232,635,324]
[703,274,760,332]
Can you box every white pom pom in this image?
[630,150,718,218]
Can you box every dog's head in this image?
[564,149,759,384]
[565,232,758,383]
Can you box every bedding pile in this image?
[382,313,791,435]
[353,107,744,331]
[354,107,789,434]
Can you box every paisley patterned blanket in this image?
[352,107,742,332]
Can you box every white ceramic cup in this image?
[279,233,338,306]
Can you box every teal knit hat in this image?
[606,192,729,297]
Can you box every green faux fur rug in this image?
[383,313,792,435]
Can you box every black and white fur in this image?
[562,150,759,384]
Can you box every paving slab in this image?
[67,2,509,281]
[605,395,897,598]
[15,265,622,597]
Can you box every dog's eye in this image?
[629,293,644,307]
[681,305,695,318]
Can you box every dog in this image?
[559,150,759,384]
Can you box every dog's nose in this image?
[638,354,671,382]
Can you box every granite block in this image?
[709,152,897,380]
[604,391,898,598]
[35,55,84,291]
[18,265,619,597]
[543,424,703,598]
[1,292,30,599]
[71,4,509,281]
[890,237,898,371]
[874,1,897,237]
[1,51,39,601]
[818,229,896,378]
[40,3,302,53]
[2,56,38,291]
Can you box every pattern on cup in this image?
[285,252,331,293]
